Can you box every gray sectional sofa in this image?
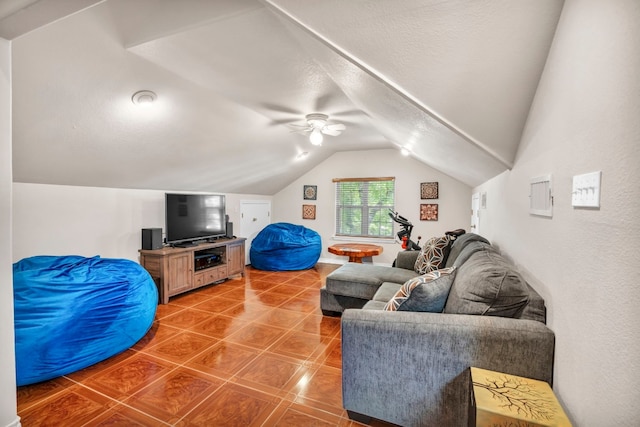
[321,234,556,426]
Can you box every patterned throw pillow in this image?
[414,235,452,274]
[384,267,457,312]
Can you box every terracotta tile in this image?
[225,322,288,350]
[14,264,354,426]
[246,279,278,292]
[295,313,341,337]
[18,384,117,427]
[177,383,281,427]
[268,283,306,296]
[255,308,309,329]
[192,295,242,314]
[194,282,236,296]
[124,367,223,424]
[315,338,342,368]
[265,400,343,426]
[295,288,321,300]
[293,365,344,415]
[188,313,250,339]
[154,303,186,320]
[260,274,296,285]
[220,287,261,301]
[184,341,260,378]
[297,269,325,281]
[169,290,214,307]
[251,291,292,307]
[271,330,331,360]
[82,353,177,400]
[66,349,140,383]
[143,332,218,364]
[131,322,183,352]
[235,352,306,395]
[160,308,213,329]
[222,301,273,319]
[280,296,321,314]
[292,278,323,290]
[83,403,169,426]
[17,376,75,413]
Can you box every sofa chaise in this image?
[321,233,556,426]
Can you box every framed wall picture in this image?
[303,185,317,200]
[421,182,439,199]
[302,204,316,220]
[420,204,438,221]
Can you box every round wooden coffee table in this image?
[328,243,383,263]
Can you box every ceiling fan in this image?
[290,113,346,146]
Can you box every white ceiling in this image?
[3,0,564,194]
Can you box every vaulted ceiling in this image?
[2,0,564,194]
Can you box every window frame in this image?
[333,177,395,240]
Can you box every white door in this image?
[471,192,480,234]
[240,200,271,265]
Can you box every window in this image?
[334,177,395,238]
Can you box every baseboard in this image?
[317,257,344,265]
[5,416,21,427]
[317,257,391,267]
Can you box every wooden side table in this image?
[469,367,572,426]
[327,243,383,263]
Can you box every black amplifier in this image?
[194,253,222,271]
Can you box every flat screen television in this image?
[165,193,226,246]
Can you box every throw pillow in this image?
[443,249,529,318]
[414,235,452,274]
[384,267,456,312]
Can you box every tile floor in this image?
[17,263,396,426]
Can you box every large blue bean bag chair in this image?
[13,255,158,386]
[250,223,322,271]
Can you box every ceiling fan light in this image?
[309,128,323,145]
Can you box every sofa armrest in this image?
[394,250,419,270]
[341,309,555,426]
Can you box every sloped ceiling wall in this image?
[5,0,564,194]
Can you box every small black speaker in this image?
[142,228,163,250]
[225,222,234,239]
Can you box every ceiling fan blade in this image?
[326,123,346,131]
[322,127,343,136]
[287,123,312,133]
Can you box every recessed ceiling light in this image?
[132,90,157,105]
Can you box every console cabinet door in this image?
[227,241,245,276]
[166,252,193,296]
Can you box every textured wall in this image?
[272,149,472,265]
[473,0,640,424]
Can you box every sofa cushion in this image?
[451,240,495,268]
[414,235,451,274]
[325,263,417,300]
[384,267,457,312]
[444,233,491,268]
[444,249,529,318]
[362,300,387,310]
[372,282,402,303]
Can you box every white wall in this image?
[272,149,472,265]
[1,38,20,427]
[473,0,640,424]
[12,183,271,262]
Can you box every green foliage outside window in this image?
[335,179,394,238]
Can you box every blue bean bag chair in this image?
[250,223,322,271]
[13,255,158,386]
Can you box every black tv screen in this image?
[165,193,226,245]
